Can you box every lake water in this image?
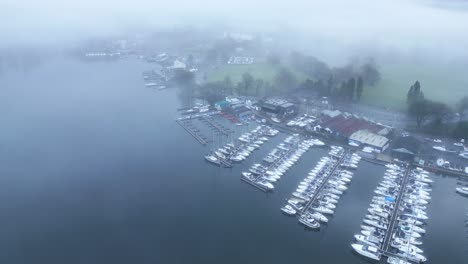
[0,57,466,263]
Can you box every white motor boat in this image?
[432,145,446,152]
[396,249,426,263]
[310,211,328,223]
[351,243,381,261]
[281,205,297,215]
[391,240,423,254]
[456,187,468,196]
[205,154,220,165]
[363,219,387,230]
[354,234,381,246]
[312,206,334,215]
[299,214,320,229]
[257,180,274,190]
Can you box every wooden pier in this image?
[243,138,306,192]
[301,154,347,214]
[380,166,412,256]
[176,119,209,145]
[200,116,232,136]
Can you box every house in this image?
[228,103,252,120]
[261,99,297,118]
[167,60,186,70]
[349,129,390,153]
[391,136,421,161]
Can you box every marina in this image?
[282,146,362,230]
[176,119,210,145]
[352,164,433,263]
[241,134,318,192]
[200,115,232,136]
[205,125,279,168]
[3,57,467,264]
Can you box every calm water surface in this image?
[0,57,466,263]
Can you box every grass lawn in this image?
[361,62,468,110]
[207,63,309,84]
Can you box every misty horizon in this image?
[1,0,468,61]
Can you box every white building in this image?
[349,129,390,153]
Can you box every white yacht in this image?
[396,250,426,263]
[391,240,423,254]
[310,211,328,223]
[432,145,446,152]
[257,180,274,190]
[354,234,381,246]
[456,187,468,196]
[363,219,387,230]
[280,205,297,215]
[299,214,320,229]
[351,243,381,261]
[205,154,220,165]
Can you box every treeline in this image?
[300,75,365,101]
[406,80,468,138]
[196,68,299,104]
[290,52,380,102]
[171,68,294,104]
[175,49,382,104]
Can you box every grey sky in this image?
[1,0,468,57]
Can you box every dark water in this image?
[0,58,466,263]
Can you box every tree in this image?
[300,79,315,90]
[360,60,380,86]
[453,121,468,139]
[327,75,334,96]
[407,81,424,106]
[289,51,331,80]
[347,77,356,101]
[339,81,347,100]
[221,76,234,96]
[254,79,264,96]
[172,69,195,87]
[408,98,450,127]
[237,72,254,95]
[274,67,297,92]
[408,99,428,127]
[356,76,364,101]
[198,82,224,105]
[456,96,468,113]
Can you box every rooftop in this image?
[349,129,389,149]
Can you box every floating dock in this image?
[300,154,347,214]
[380,167,411,254]
[176,119,209,145]
[199,116,232,136]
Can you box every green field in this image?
[209,61,468,111]
[361,62,468,110]
[207,63,309,83]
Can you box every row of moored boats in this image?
[205,125,279,167]
[351,164,433,263]
[241,135,324,191]
[281,147,361,230]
